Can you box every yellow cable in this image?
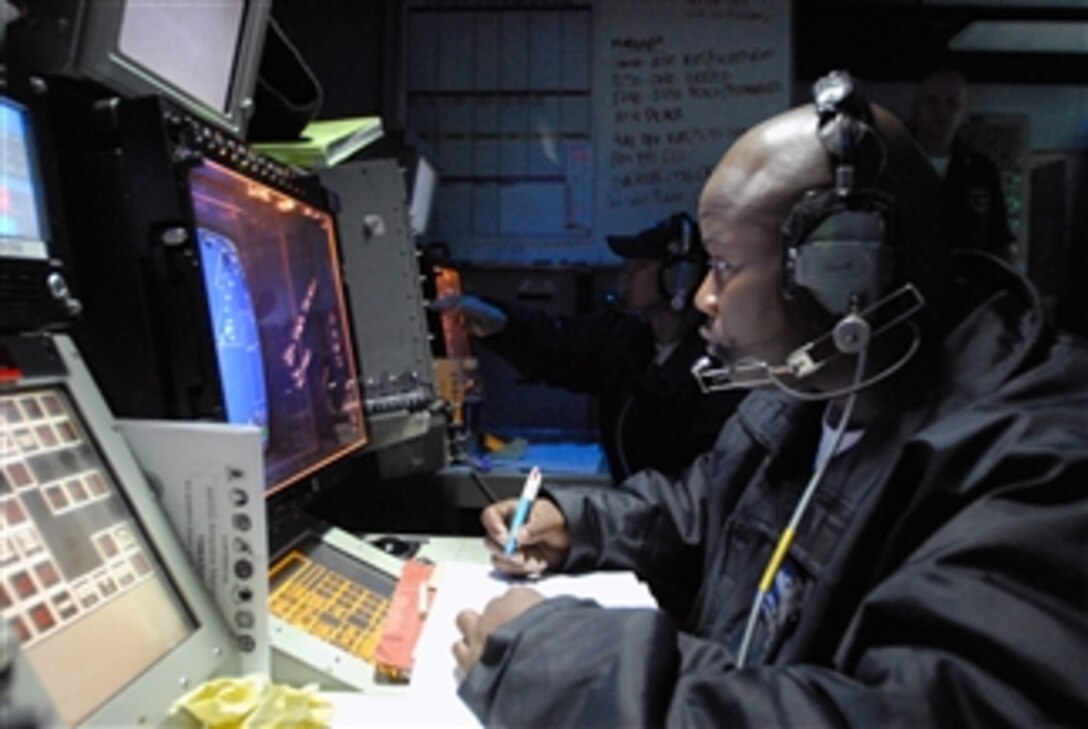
[758,527,797,594]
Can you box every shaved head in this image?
[693,97,950,399]
[699,101,944,298]
[700,106,830,251]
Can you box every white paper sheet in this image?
[325,561,657,727]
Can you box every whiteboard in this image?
[592,0,792,248]
[405,0,791,263]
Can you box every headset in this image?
[658,213,705,311]
[733,71,914,669]
[781,70,898,349]
[692,69,925,396]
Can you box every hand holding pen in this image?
[478,468,572,576]
[504,467,542,555]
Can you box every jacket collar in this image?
[936,250,1048,408]
[736,389,815,460]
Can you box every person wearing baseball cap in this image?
[431,212,744,482]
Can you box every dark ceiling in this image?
[794,1,1088,85]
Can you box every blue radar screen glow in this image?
[197,227,269,441]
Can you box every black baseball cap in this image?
[606,212,698,259]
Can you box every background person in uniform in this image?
[911,66,1015,260]
[450,73,1088,728]
[432,213,744,482]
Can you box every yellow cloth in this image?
[170,675,333,729]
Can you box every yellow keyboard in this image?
[268,550,391,663]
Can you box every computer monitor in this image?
[8,0,270,138]
[0,93,77,332]
[0,96,49,261]
[0,334,238,726]
[29,94,368,498]
[188,159,369,496]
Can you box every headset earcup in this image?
[782,191,896,312]
[655,212,704,309]
[659,256,700,309]
[781,190,838,311]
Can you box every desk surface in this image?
[322,556,657,728]
[373,533,491,566]
[269,530,489,693]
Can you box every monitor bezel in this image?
[3,334,240,726]
[184,158,370,498]
[46,0,269,139]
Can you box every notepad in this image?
[253,116,383,168]
[324,561,657,727]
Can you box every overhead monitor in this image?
[0,334,238,726]
[9,0,270,138]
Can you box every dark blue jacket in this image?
[460,253,1088,727]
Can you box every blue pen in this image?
[503,466,542,556]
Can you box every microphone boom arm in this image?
[693,283,925,395]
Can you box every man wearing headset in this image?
[432,213,744,482]
[451,72,1088,727]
